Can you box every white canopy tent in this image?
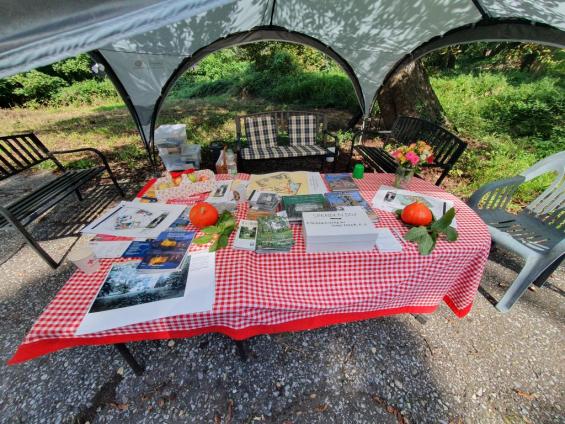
[1,0,564,165]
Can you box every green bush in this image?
[7,70,67,104]
[52,79,119,106]
[49,54,93,81]
[431,70,564,201]
[266,72,358,110]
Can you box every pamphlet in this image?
[137,230,195,272]
[324,191,379,221]
[122,240,152,258]
[374,228,403,252]
[233,220,258,250]
[324,174,358,191]
[75,252,216,335]
[247,171,327,196]
[81,201,186,239]
[281,194,334,223]
[372,186,457,228]
[256,215,294,253]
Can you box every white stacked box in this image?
[302,206,378,253]
[155,124,202,171]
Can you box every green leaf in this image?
[418,233,435,255]
[445,226,458,242]
[201,226,219,234]
[217,233,229,249]
[193,234,213,244]
[404,226,429,242]
[431,207,456,232]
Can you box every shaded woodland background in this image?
[0,42,563,201]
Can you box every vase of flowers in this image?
[387,141,434,188]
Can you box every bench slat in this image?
[0,167,104,228]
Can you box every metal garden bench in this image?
[351,116,467,186]
[0,132,124,268]
[468,151,565,312]
[235,111,337,171]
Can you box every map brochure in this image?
[233,219,258,250]
[81,201,186,239]
[75,251,216,335]
[247,172,327,196]
[281,194,334,223]
[324,191,379,221]
[371,186,457,228]
[324,174,358,191]
[256,215,294,253]
[137,230,195,273]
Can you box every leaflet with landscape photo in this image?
[81,201,186,238]
[75,252,216,335]
[233,220,258,250]
[372,186,457,227]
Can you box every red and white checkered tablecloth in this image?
[9,173,491,364]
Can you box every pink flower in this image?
[391,150,401,159]
[405,151,420,166]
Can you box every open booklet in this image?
[75,252,216,335]
[372,186,457,228]
[81,201,186,239]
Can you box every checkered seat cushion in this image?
[289,114,318,145]
[245,115,277,148]
[240,145,329,160]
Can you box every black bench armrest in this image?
[49,148,122,194]
[50,147,111,169]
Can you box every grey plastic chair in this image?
[468,151,565,312]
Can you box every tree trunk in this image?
[376,60,444,129]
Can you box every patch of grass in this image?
[431,70,563,203]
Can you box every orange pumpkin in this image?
[401,202,433,226]
[189,202,219,229]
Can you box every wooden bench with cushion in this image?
[351,116,467,186]
[0,132,123,268]
[235,111,337,171]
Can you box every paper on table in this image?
[90,241,132,258]
[81,201,186,239]
[375,228,403,252]
[307,172,329,194]
[75,252,216,335]
[372,186,457,228]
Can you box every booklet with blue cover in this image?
[325,174,358,191]
[136,230,195,273]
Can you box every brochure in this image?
[137,230,195,272]
[371,186,457,227]
[233,220,258,250]
[122,240,152,258]
[324,191,379,221]
[75,252,216,335]
[281,194,334,223]
[256,215,294,253]
[81,201,186,239]
[324,174,358,191]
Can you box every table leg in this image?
[411,314,429,325]
[115,343,145,376]
[234,340,249,361]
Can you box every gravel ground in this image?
[0,175,563,424]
